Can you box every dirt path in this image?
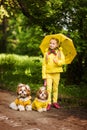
[0,89,87,130]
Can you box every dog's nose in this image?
[42,94,44,96]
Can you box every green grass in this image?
[59,83,87,107]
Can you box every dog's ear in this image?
[25,84,31,96]
[27,89,31,96]
[36,90,40,99]
[16,86,20,95]
[16,88,19,95]
[45,91,48,99]
[16,83,23,95]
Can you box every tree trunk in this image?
[0,16,7,53]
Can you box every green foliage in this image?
[59,84,87,99]
[0,54,43,92]
[15,26,43,56]
[6,13,44,56]
[0,5,9,23]
[59,81,87,107]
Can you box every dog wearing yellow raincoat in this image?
[32,86,48,112]
[9,83,32,111]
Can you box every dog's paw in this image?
[9,102,18,110]
[42,108,47,112]
[18,105,25,111]
[37,108,43,112]
[26,105,32,111]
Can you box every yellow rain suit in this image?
[42,48,65,104]
[14,97,31,106]
[32,98,48,111]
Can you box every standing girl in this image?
[42,38,65,110]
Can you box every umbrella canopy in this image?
[39,33,77,64]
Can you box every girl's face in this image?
[49,39,59,50]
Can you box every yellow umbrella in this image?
[39,33,77,64]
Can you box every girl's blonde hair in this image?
[50,38,59,44]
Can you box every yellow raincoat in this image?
[14,97,31,106]
[42,47,65,79]
[42,47,65,104]
[32,98,48,111]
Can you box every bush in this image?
[0,54,43,92]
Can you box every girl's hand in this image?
[44,79,47,87]
[53,58,58,64]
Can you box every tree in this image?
[0,0,19,52]
[16,0,63,33]
[0,0,87,84]
[61,0,87,84]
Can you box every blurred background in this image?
[0,0,87,107]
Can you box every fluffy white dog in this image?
[9,83,32,111]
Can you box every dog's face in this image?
[36,86,48,100]
[17,83,30,98]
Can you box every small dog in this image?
[32,86,48,112]
[9,83,32,111]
